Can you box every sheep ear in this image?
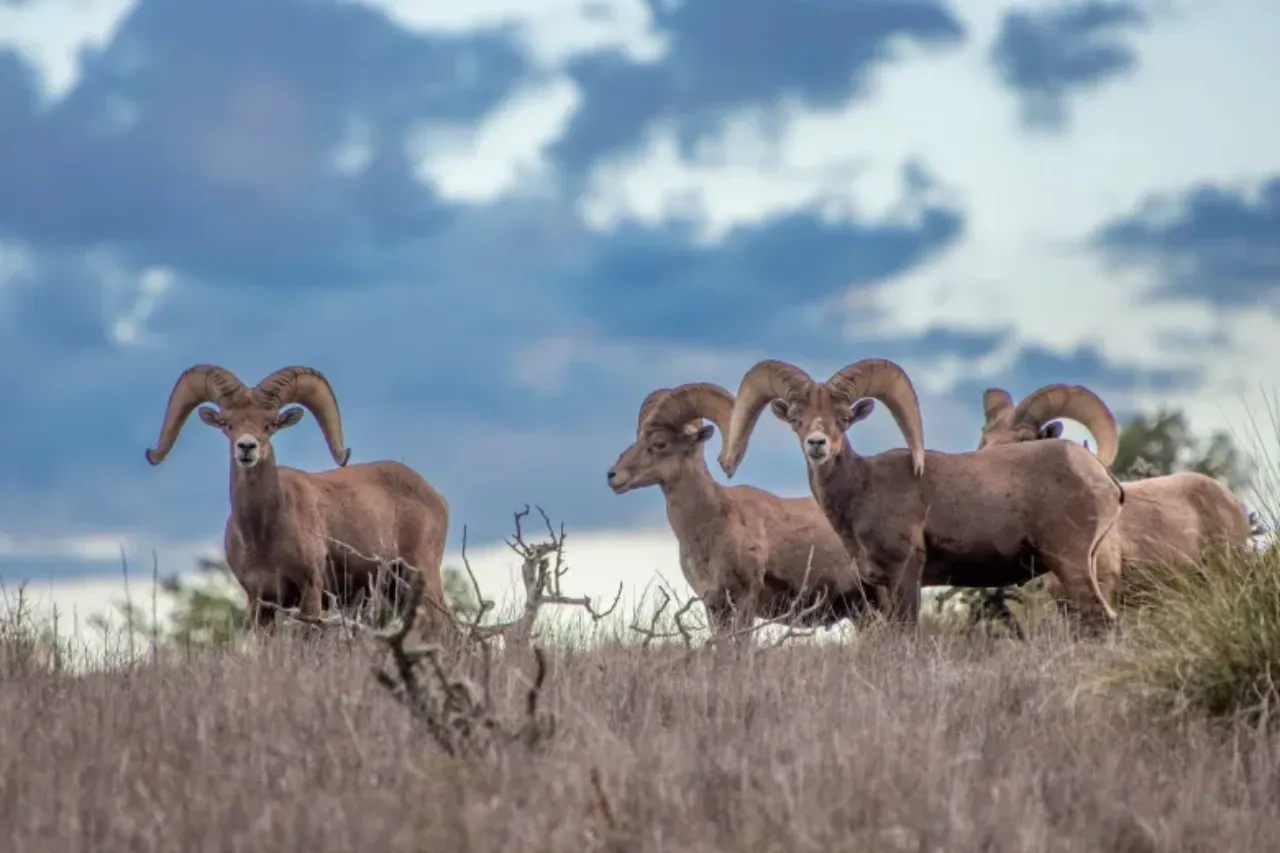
[849,398,876,425]
[693,424,715,444]
[1038,422,1064,440]
[198,406,224,427]
[276,407,305,429]
[769,399,790,421]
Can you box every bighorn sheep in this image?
[607,382,885,635]
[977,383,1253,605]
[145,364,451,636]
[717,358,1125,631]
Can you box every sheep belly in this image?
[920,535,1043,588]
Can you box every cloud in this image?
[550,0,966,173]
[1093,176,1280,307]
[989,0,1150,129]
[0,0,1276,589]
[0,0,530,284]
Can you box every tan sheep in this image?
[145,364,451,637]
[717,358,1124,632]
[977,383,1253,607]
[607,382,886,635]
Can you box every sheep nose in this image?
[806,435,827,450]
[606,469,617,483]
[236,439,258,453]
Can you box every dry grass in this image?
[0,618,1277,853]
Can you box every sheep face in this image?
[978,408,1063,450]
[768,393,876,469]
[974,385,1117,467]
[197,402,305,469]
[607,422,715,493]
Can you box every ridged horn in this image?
[145,365,248,465]
[641,382,734,437]
[983,388,1014,420]
[1013,383,1118,468]
[718,360,814,478]
[253,366,352,467]
[827,358,925,478]
[636,388,673,433]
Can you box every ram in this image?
[145,363,451,636]
[607,382,885,635]
[717,358,1124,632]
[977,383,1253,606]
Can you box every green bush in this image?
[1092,543,1280,723]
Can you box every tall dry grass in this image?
[1,612,1279,852]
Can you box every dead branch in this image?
[369,557,557,758]
[628,583,703,649]
[448,505,623,648]
[628,557,839,653]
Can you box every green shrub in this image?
[1092,543,1280,723]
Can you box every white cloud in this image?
[413,76,583,202]
[351,0,666,68]
[0,531,221,568]
[0,0,138,103]
[573,0,1280,442]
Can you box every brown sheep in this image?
[145,364,451,637]
[717,358,1125,632]
[607,382,886,635]
[977,383,1253,607]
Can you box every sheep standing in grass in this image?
[145,364,451,637]
[717,358,1125,632]
[977,383,1253,607]
[607,382,885,636]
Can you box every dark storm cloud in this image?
[990,0,1149,129]
[0,0,529,284]
[566,197,964,350]
[551,0,966,173]
[1093,177,1280,306]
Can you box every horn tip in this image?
[337,448,352,467]
[145,448,163,466]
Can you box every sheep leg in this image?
[869,523,926,626]
[703,586,755,640]
[246,597,276,633]
[1041,549,1116,637]
[298,573,324,620]
[885,548,924,625]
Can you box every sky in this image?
[1,0,1277,638]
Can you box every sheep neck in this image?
[229,455,287,555]
[807,448,871,551]
[660,454,726,564]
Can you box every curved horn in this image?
[1013,383,1118,468]
[145,365,248,465]
[718,360,814,478]
[636,388,673,433]
[827,359,925,478]
[253,366,352,467]
[641,382,734,437]
[983,388,1014,420]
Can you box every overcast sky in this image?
[1,0,1277,626]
